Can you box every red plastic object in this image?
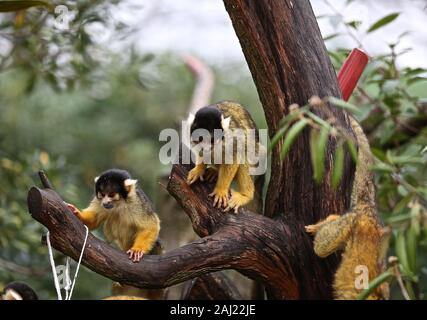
[337,48,369,102]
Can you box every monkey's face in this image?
[96,189,121,209]
[94,169,138,210]
[189,105,230,150]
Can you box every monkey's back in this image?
[333,208,386,300]
[217,101,258,133]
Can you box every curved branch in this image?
[27,175,297,298]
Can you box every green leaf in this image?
[346,20,362,30]
[346,140,358,163]
[331,144,344,189]
[367,13,400,33]
[407,77,427,86]
[357,269,394,300]
[323,33,341,41]
[279,119,309,160]
[404,68,427,78]
[386,213,412,224]
[0,1,53,12]
[270,113,301,151]
[310,127,329,184]
[328,96,359,114]
[392,194,413,214]
[306,111,331,128]
[407,225,418,273]
[395,230,411,276]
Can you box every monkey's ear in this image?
[94,176,99,183]
[124,179,138,192]
[221,116,231,130]
[186,113,195,126]
[3,289,22,300]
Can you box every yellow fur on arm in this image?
[77,200,105,230]
[235,164,254,199]
[130,219,160,253]
[216,164,239,191]
[77,210,100,230]
[313,212,356,258]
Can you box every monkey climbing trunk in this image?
[27,0,359,299]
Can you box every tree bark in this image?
[27,0,358,299]
[222,0,356,298]
[181,273,243,300]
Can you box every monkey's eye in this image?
[108,193,116,198]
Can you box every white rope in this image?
[64,258,71,300]
[46,225,89,300]
[46,230,62,300]
[67,225,89,300]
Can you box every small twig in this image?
[389,257,411,300]
[38,170,53,189]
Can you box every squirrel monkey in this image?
[67,169,160,263]
[186,101,265,213]
[305,117,390,300]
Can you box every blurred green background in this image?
[0,0,426,299]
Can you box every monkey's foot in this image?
[305,214,340,235]
[187,165,205,184]
[209,188,229,208]
[127,249,144,263]
[305,224,319,235]
[226,190,250,213]
[204,167,218,182]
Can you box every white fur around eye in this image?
[124,179,138,187]
[221,116,231,130]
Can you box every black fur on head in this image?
[95,169,133,199]
[3,282,39,300]
[190,105,223,143]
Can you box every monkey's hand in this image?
[66,203,81,216]
[209,187,229,209]
[126,248,145,263]
[187,164,206,185]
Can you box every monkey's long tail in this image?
[349,116,376,209]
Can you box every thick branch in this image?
[27,175,297,298]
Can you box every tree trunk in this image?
[27,0,357,299]
[222,0,355,298]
